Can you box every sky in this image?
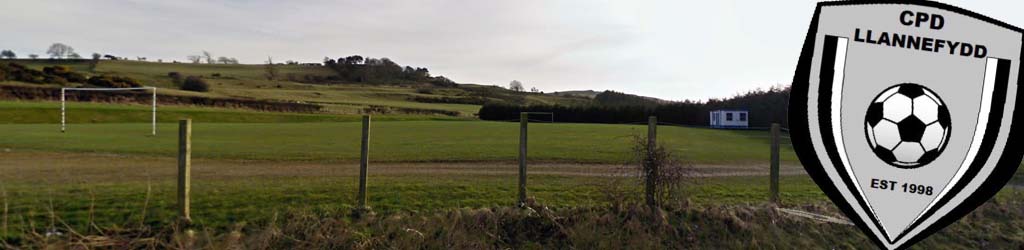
[2,0,1022,101]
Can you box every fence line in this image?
[156,115,794,224]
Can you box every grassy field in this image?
[0,150,822,236]
[0,99,798,164]
[3,150,1023,248]
[0,119,797,164]
[3,116,1022,248]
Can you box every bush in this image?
[181,76,210,92]
[87,75,143,88]
[42,65,70,75]
[168,72,183,85]
[62,72,87,83]
[1,63,48,83]
[43,66,86,83]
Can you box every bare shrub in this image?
[604,134,698,209]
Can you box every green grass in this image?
[0,174,823,235]
[0,120,797,164]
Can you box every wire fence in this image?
[2,115,801,237]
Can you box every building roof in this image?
[710,109,749,112]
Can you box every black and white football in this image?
[864,83,952,168]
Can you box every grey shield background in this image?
[812,4,1023,240]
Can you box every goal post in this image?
[61,87,157,136]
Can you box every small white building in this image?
[709,110,749,128]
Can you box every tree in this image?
[46,43,74,59]
[68,53,82,59]
[202,51,214,64]
[530,87,540,93]
[89,53,101,72]
[509,80,524,92]
[264,57,278,80]
[1,50,15,59]
[186,55,202,64]
[28,54,39,59]
[217,56,231,64]
[414,67,430,79]
[343,55,363,65]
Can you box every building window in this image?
[726,113,733,121]
[739,113,747,121]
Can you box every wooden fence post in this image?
[358,115,370,209]
[177,119,192,223]
[645,116,658,208]
[770,123,781,204]
[518,112,528,207]
[2,187,7,237]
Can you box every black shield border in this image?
[790,1,1024,249]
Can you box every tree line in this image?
[320,55,455,86]
[478,85,790,128]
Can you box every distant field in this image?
[1,59,591,116]
[0,119,797,164]
[5,59,337,90]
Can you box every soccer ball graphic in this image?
[864,83,951,168]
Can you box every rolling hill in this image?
[0,59,594,117]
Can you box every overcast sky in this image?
[3,1,1021,100]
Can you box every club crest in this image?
[789,1,1024,249]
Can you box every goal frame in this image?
[60,87,157,135]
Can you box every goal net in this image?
[60,87,158,135]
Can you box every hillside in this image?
[551,90,602,98]
[0,59,592,117]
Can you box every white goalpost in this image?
[61,87,158,136]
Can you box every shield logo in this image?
[790,1,1024,249]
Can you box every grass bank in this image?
[5,192,1024,249]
